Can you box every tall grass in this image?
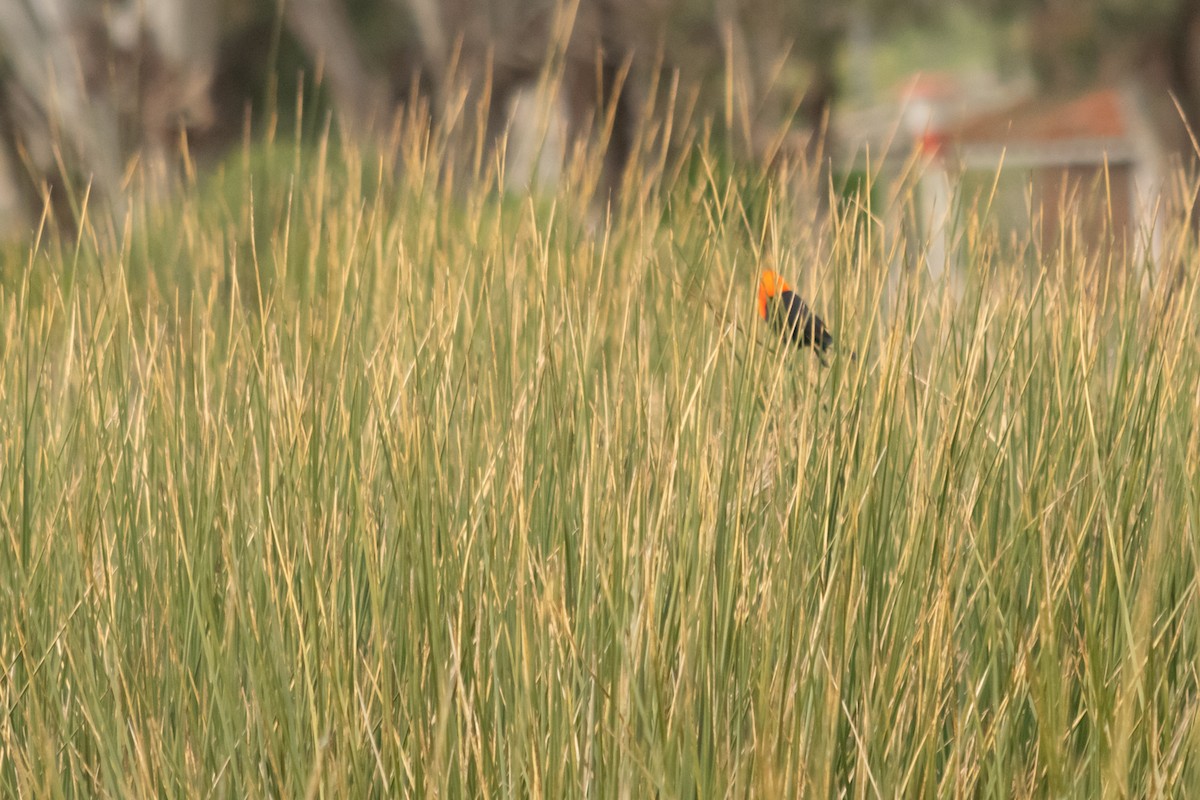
[1,106,1199,797]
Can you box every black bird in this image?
[757,270,836,356]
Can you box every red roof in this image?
[899,72,962,102]
[950,88,1127,144]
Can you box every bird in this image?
[757,270,836,356]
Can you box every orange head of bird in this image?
[757,270,792,320]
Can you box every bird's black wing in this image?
[779,290,834,353]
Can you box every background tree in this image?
[6,0,1200,238]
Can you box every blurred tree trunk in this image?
[283,0,392,135]
[1148,0,1200,259]
[798,34,837,163]
[708,0,846,174]
[0,0,223,225]
[0,0,397,227]
[400,0,449,103]
[1162,0,1200,155]
[399,0,656,198]
[0,83,30,237]
[0,0,123,217]
[715,0,756,142]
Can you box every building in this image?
[940,85,1164,268]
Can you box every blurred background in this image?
[1,0,1198,258]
